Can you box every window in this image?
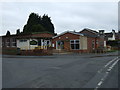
[92,40,95,49]
[6,39,10,47]
[19,39,27,42]
[70,40,80,50]
[7,39,10,42]
[44,40,51,46]
[12,38,16,47]
[12,43,16,47]
[2,42,5,47]
[96,40,98,44]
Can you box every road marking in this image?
[98,81,103,86]
[97,57,118,73]
[95,57,119,90]
[107,59,119,72]
[104,57,118,68]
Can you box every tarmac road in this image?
[2,51,119,89]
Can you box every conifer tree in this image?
[23,13,55,34]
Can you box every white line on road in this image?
[107,59,119,72]
[98,81,103,86]
[95,57,119,90]
[104,57,118,68]
[97,57,118,73]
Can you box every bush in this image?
[2,47,18,55]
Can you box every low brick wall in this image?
[2,47,18,55]
[69,50,88,53]
[20,49,53,56]
[2,47,53,56]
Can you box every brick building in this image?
[52,28,105,53]
[2,32,54,50]
[2,34,17,48]
[2,28,106,53]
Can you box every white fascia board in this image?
[52,31,84,39]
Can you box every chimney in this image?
[99,30,104,35]
[112,29,115,34]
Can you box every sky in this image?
[0,0,118,35]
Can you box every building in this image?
[2,34,17,48]
[52,28,105,53]
[2,28,107,53]
[104,30,116,41]
[52,31,87,53]
[80,28,106,49]
[104,30,120,41]
[2,32,54,50]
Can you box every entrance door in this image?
[44,40,51,46]
[56,40,64,50]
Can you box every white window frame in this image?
[92,40,95,49]
[70,39,80,50]
[19,39,27,42]
[96,40,98,44]
[6,39,10,47]
[12,38,16,47]
[44,40,51,46]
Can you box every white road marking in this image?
[97,57,118,73]
[98,81,103,86]
[107,59,119,71]
[104,57,118,68]
[95,57,119,90]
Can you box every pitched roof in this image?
[105,33,113,38]
[82,28,99,34]
[52,31,84,39]
[80,28,100,38]
[2,32,54,39]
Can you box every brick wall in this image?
[52,32,102,53]
[52,32,80,50]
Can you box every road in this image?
[2,51,119,89]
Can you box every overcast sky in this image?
[0,1,118,35]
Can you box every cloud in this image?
[0,2,118,35]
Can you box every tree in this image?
[6,30,11,36]
[32,24,45,32]
[23,13,42,33]
[16,29,20,34]
[41,14,54,33]
[23,13,55,34]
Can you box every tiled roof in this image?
[105,33,113,37]
[2,33,54,39]
[31,33,54,38]
[80,28,100,38]
[82,28,99,34]
[82,33,99,38]
[52,31,84,39]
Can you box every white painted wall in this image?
[104,41,106,47]
[108,37,115,41]
[17,38,52,50]
[108,31,116,41]
[79,36,87,50]
[17,39,30,50]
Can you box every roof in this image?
[52,31,84,39]
[115,33,120,40]
[80,28,100,38]
[31,33,54,38]
[105,33,113,38]
[2,32,54,39]
[84,28,98,34]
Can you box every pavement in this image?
[2,51,119,89]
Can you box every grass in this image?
[106,50,118,52]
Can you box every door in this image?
[56,40,64,50]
